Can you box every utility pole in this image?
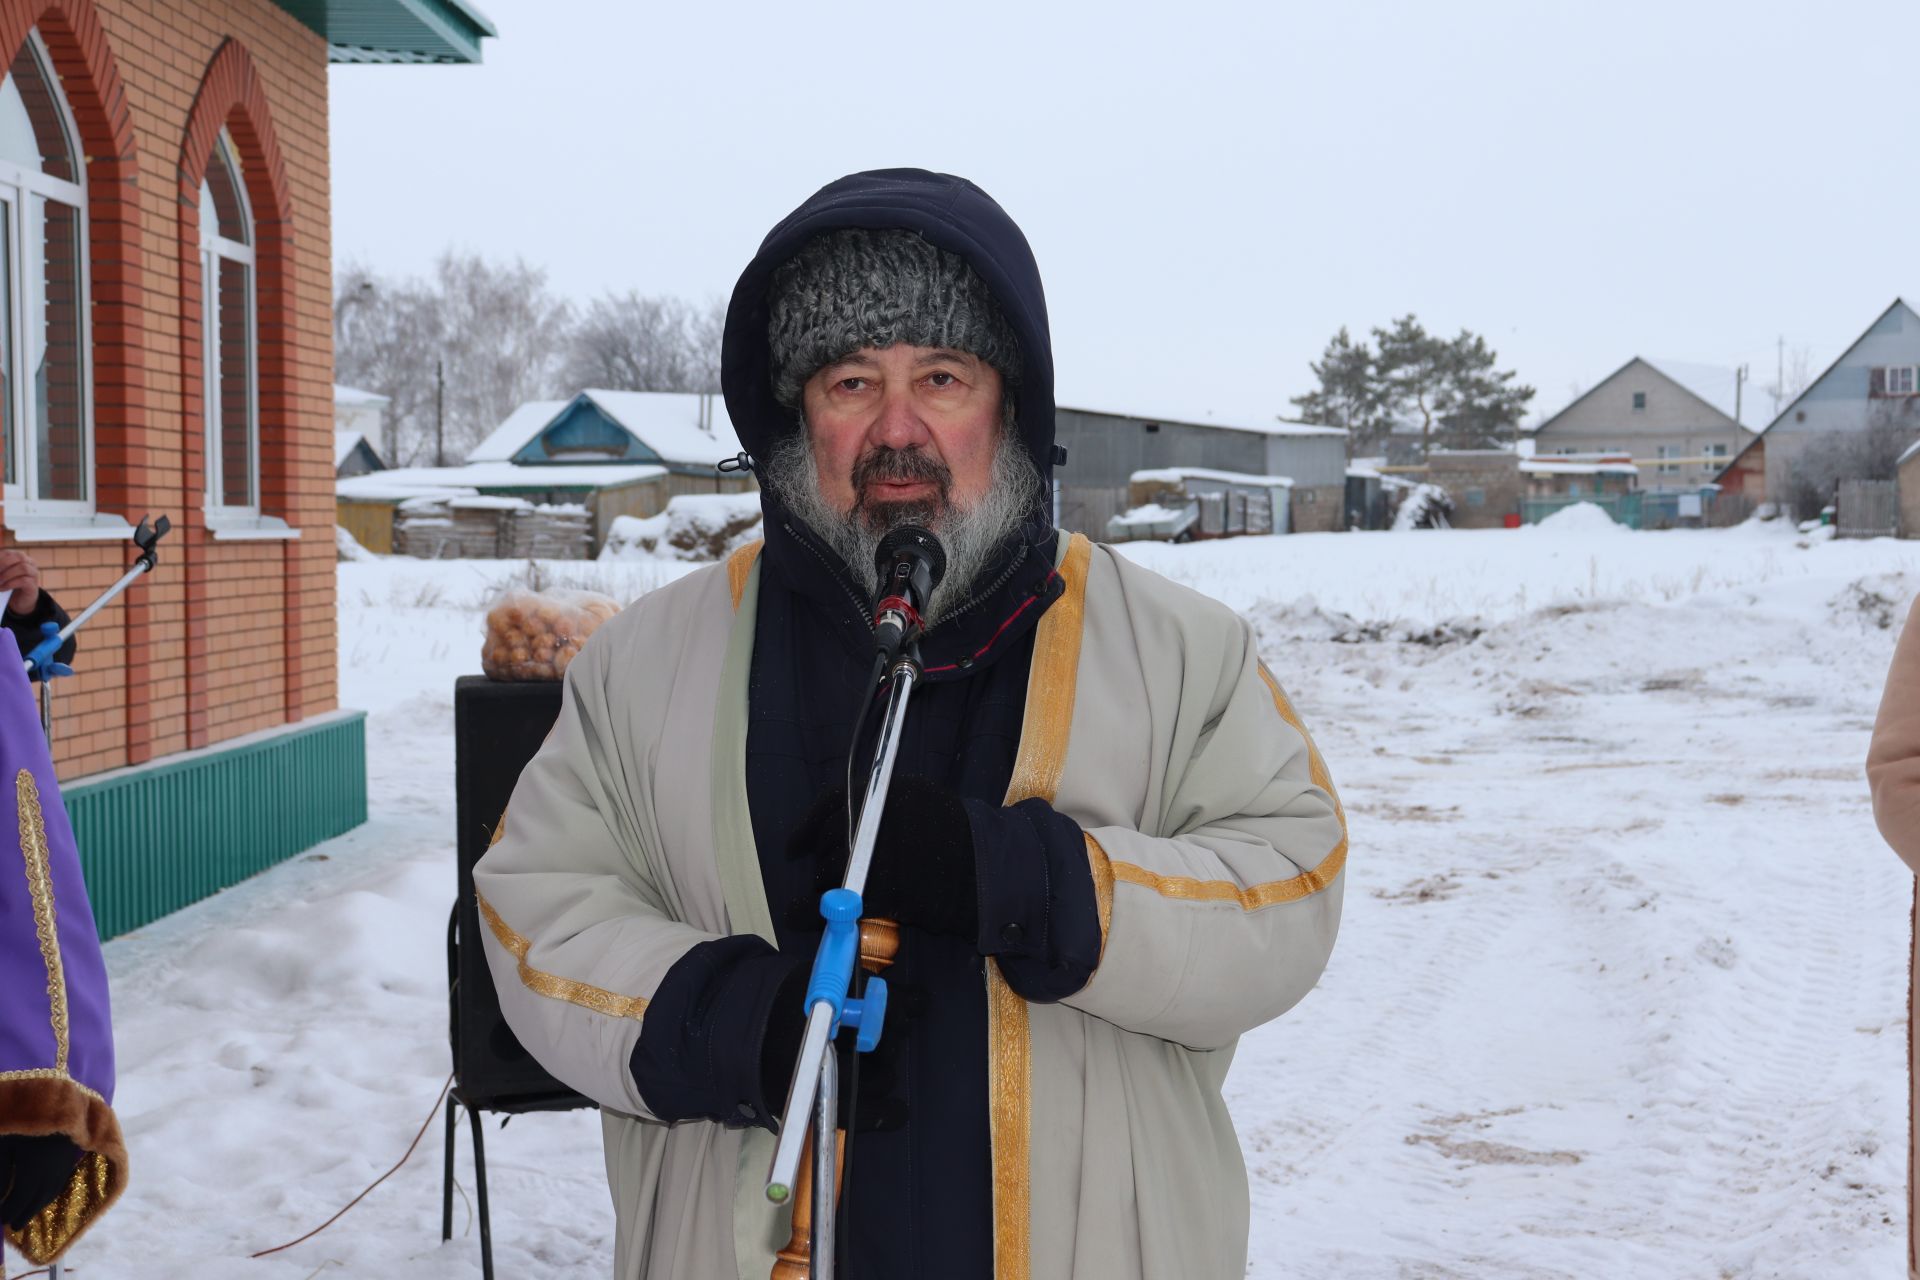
[1776,336,1785,419]
[1735,364,1747,425]
[435,358,446,469]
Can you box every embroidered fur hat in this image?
[767,227,1024,407]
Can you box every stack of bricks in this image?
[0,0,338,779]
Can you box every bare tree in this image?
[335,251,573,467]
[1779,399,1920,520]
[435,251,574,460]
[336,252,730,470]
[1764,344,1814,422]
[560,292,725,393]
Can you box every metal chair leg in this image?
[442,1095,458,1242]
[468,1103,495,1280]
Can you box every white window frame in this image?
[0,31,96,525]
[201,128,261,523]
[1656,444,1681,474]
[1887,365,1917,397]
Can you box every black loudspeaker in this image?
[451,675,591,1112]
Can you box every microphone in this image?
[871,525,946,661]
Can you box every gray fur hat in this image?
[767,228,1023,407]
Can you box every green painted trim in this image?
[274,0,496,65]
[64,713,368,939]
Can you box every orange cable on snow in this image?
[251,1072,455,1260]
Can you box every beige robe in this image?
[1868,593,1920,1279]
[474,532,1347,1279]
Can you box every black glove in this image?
[756,957,915,1133]
[785,777,978,940]
[0,1133,82,1231]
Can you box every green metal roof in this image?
[274,0,496,65]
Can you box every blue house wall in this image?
[512,397,661,465]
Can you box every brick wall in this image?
[1289,483,1345,533]
[1425,453,1525,530]
[0,0,333,779]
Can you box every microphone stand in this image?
[765,641,922,1276]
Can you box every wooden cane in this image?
[770,919,901,1280]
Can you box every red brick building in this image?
[0,0,491,935]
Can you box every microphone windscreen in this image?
[874,525,947,591]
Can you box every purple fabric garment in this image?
[0,649,114,1103]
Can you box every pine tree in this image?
[1292,316,1534,459]
[1290,327,1388,452]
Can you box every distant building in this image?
[1718,299,1920,515]
[1424,450,1645,529]
[338,390,755,555]
[1051,404,1349,535]
[334,430,386,478]
[467,389,746,481]
[1527,357,1757,493]
[333,383,389,459]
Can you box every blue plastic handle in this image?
[802,888,863,1029]
[799,886,887,1053]
[843,976,888,1054]
[23,620,68,681]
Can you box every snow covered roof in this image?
[334,430,365,469]
[1133,466,1295,488]
[337,461,668,501]
[1061,402,1348,438]
[1900,438,1920,468]
[333,384,390,408]
[1643,358,1762,429]
[465,399,571,463]
[580,390,744,464]
[466,391,743,466]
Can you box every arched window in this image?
[0,31,88,513]
[201,128,255,514]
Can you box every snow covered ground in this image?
[49,520,1919,1277]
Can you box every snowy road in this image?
[47,524,1920,1278]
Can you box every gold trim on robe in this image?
[989,530,1092,1280]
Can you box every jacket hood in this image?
[721,168,1058,486]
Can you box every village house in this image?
[333,383,388,477]
[336,389,757,556]
[1527,356,1757,496]
[1718,299,1920,520]
[0,0,492,937]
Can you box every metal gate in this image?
[1837,479,1898,538]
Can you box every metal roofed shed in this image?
[275,0,498,64]
[1053,403,1349,536]
[1111,466,1294,543]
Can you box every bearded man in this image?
[475,169,1346,1280]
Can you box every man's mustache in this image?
[850,446,952,515]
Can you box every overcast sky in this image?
[329,0,1919,431]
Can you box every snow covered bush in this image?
[1390,483,1454,531]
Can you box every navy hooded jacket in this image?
[628,171,1101,1279]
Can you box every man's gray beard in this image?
[763,419,1043,626]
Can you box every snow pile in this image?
[1533,501,1624,534]
[1391,483,1453,531]
[334,524,376,562]
[600,493,763,562]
